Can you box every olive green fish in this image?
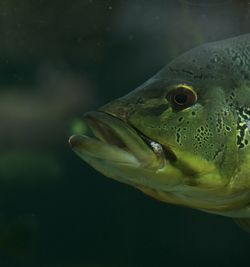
[69,34,250,232]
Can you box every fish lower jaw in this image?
[69,134,141,167]
[69,134,183,188]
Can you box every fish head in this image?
[69,45,244,212]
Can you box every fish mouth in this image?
[69,111,176,170]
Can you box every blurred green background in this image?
[0,0,250,266]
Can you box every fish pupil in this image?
[174,93,188,105]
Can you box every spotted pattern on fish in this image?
[236,107,250,149]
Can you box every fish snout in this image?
[98,98,135,122]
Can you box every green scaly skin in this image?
[70,34,250,225]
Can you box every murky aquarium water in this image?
[1,0,250,266]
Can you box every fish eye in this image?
[167,84,197,111]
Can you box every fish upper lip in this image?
[82,110,177,164]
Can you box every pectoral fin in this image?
[234,218,250,233]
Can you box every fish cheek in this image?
[163,106,224,161]
[128,102,231,164]
[128,105,192,154]
[189,107,239,175]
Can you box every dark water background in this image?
[0,0,250,266]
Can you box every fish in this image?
[69,33,250,232]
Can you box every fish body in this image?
[70,34,250,231]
